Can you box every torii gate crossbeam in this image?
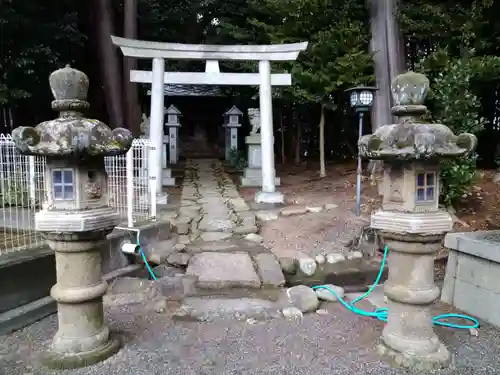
[111,35,308,205]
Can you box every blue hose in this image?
[312,245,479,330]
[137,239,157,281]
[137,236,478,330]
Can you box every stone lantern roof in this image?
[358,71,477,161]
[12,65,133,159]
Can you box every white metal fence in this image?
[0,135,156,255]
[105,138,157,228]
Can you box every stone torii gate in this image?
[111,36,308,204]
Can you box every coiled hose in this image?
[312,245,479,329]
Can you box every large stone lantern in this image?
[12,65,133,369]
[359,72,477,370]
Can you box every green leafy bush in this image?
[228,147,248,172]
[1,181,32,208]
[418,51,486,206]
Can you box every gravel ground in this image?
[2,300,500,375]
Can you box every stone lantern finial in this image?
[390,71,429,122]
[49,64,90,106]
[12,65,133,158]
[359,71,477,161]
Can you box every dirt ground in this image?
[243,161,500,230]
[235,162,370,260]
[234,161,499,278]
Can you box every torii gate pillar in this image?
[111,36,308,204]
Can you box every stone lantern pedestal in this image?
[359,72,477,370]
[241,134,263,187]
[241,108,280,187]
[12,65,133,369]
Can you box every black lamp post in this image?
[345,86,378,217]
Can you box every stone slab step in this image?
[143,238,178,265]
[191,286,283,301]
[285,259,388,289]
[105,277,162,306]
[186,238,268,255]
[173,297,282,322]
[185,251,286,290]
[186,252,261,289]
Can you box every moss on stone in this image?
[396,140,411,149]
[17,127,40,146]
[366,136,382,151]
[456,133,477,152]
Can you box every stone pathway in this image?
[140,158,383,319]
[143,159,309,320]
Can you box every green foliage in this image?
[218,0,373,106]
[228,147,247,172]
[439,156,478,207]
[418,50,487,206]
[0,0,85,106]
[398,0,496,54]
[0,181,35,208]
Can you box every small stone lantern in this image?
[223,105,243,161]
[359,71,477,370]
[12,65,133,369]
[165,104,182,165]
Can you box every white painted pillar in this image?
[149,57,167,203]
[255,60,283,204]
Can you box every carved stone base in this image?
[377,340,451,371]
[371,210,453,234]
[42,334,121,370]
[255,190,284,204]
[162,168,176,186]
[156,192,169,205]
[241,167,280,188]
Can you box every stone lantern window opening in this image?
[416,171,436,203]
[167,114,178,124]
[52,168,75,200]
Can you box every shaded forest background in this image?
[2,0,500,203]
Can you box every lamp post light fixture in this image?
[346,86,378,217]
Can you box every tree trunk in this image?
[123,0,141,135]
[94,0,124,129]
[368,0,405,176]
[386,0,405,80]
[319,104,326,177]
[369,0,392,132]
[294,117,301,164]
[280,109,286,165]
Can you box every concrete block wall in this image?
[442,231,500,327]
[0,219,172,335]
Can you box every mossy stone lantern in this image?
[12,65,133,369]
[359,71,477,370]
